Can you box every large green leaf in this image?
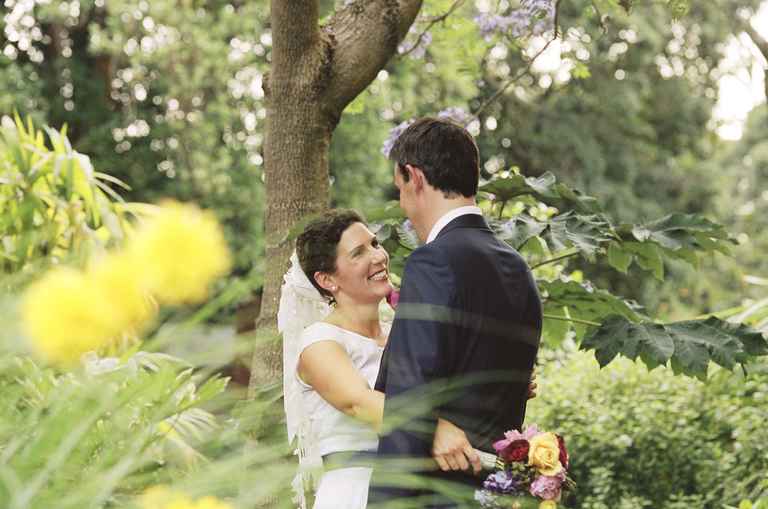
[626,213,732,252]
[479,172,558,202]
[581,315,768,379]
[479,172,601,214]
[542,212,614,260]
[620,241,665,280]
[541,279,643,341]
[491,214,547,250]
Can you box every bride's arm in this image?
[299,341,384,432]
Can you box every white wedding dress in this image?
[296,321,385,509]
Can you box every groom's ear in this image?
[407,165,425,191]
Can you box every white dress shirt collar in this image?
[425,205,483,244]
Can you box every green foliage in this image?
[370,169,767,377]
[528,349,768,508]
[583,315,768,379]
[0,116,133,280]
[0,351,233,508]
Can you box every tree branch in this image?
[399,0,466,58]
[743,20,768,62]
[472,33,559,119]
[531,249,580,269]
[542,313,601,327]
[323,0,423,115]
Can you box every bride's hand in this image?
[432,418,481,475]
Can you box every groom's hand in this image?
[527,367,538,399]
[432,418,481,475]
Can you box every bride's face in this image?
[329,222,392,305]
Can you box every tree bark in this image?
[248,0,423,396]
[742,21,768,101]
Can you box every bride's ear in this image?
[314,271,337,294]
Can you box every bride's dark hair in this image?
[295,209,365,302]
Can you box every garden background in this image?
[2,0,768,508]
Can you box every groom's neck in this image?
[415,194,477,242]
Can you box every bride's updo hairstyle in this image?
[295,209,365,303]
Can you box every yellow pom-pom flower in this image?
[88,252,157,336]
[129,201,231,306]
[138,486,232,509]
[539,501,557,509]
[21,267,127,365]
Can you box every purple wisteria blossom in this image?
[381,119,415,158]
[398,26,433,59]
[474,0,555,40]
[381,107,477,158]
[437,106,474,127]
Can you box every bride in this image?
[280,209,486,509]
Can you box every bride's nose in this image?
[372,249,388,265]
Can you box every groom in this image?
[369,118,542,507]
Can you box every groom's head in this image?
[389,117,480,199]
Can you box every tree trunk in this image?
[248,0,423,397]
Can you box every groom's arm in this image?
[379,249,460,453]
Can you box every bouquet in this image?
[474,424,575,509]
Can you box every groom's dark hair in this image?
[389,117,480,197]
[296,209,366,303]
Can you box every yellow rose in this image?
[528,432,563,476]
[539,501,557,509]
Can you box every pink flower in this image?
[529,473,564,500]
[386,289,400,309]
[493,424,541,453]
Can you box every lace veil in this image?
[278,251,331,508]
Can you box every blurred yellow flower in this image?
[194,497,233,509]
[528,432,563,476]
[88,252,157,335]
[539,501,557,509]
[130,201,231,305]
[139,486,232,509]
[21,267,125,365]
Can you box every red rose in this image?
[500,439,529,463]
[557,434,568,469]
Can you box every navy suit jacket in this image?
[369,213,542,507]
